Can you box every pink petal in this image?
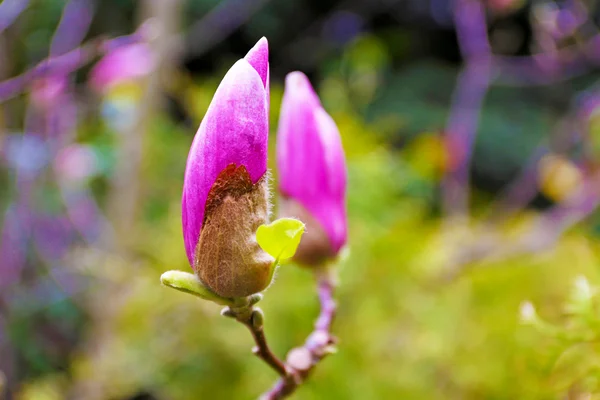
[244,37,269,89]
[182,59,268,264]
[276,72,347,253]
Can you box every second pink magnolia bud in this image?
[276,72,348,267]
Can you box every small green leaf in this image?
[160,270,237,306]
[256,218,305,262]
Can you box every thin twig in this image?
[232,306,289,377]
[442,173,600,281]
[49,0,94,57]
[442,0,491,217]
[260,270,337,400]
[0,32,143,103]
[0,0,29,35]
[0,40,98,102]
[492,35,600,86]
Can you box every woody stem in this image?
[227,305,288,377]
[244,314,288,377]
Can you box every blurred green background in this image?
[1,0,600,399]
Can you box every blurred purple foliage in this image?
[0,0,29,35]
[445,0,599,222]
[0,0,150,391]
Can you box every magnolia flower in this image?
[181,38,272,298]
[276,72,347,267]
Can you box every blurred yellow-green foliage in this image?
[13,74,598,399]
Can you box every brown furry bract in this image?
[193,164,274,298]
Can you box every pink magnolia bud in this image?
[89,43,154,93]
[276,72,347,267]
[182,38,272,298]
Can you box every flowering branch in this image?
[162,38,346,399]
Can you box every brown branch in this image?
[226,305,288,377]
